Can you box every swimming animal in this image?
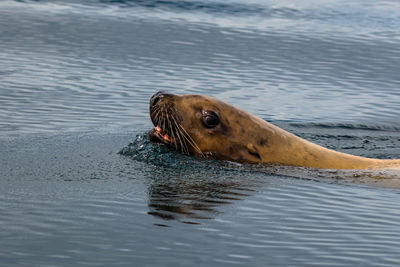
[149,91,400,170]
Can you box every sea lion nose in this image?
[150,91,173,107]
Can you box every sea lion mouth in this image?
[148,125,175,145]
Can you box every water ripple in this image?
[1,132,400,266]
[1,0,400,265]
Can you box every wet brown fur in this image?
[150,93,400,170]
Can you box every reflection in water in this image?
[119,132,400,225]
[147,167,258,224]
[145,165,400,224]
[119,134,261,224]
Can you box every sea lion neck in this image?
[256,119,398,169]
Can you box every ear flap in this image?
[246,144,261,160]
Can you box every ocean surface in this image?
[1,0,400,266]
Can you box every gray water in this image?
[1,0,400,266]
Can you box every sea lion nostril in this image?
[150,91,172,107]
[150,91,164,106]
[151,95,161,106]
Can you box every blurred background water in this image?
[1,0,400,266]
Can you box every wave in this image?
[100,0,301,17]
[10,0,400,35]
[11,0,301,19]
[284,122,400,132]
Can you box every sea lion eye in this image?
[201,110,220,128]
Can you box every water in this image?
[1,0,400,266]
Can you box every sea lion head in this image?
[149,91,265,162]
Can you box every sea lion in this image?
[148,91,400,170]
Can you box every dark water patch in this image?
[118,133,192,167]
[2,131,400,266]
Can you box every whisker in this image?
[161,107,167,135]
[152,107,162,122]
[177,129,192,153]
[170,114,189,155]
[166,112,178,150]
[169,114,181,151]
[150,105,160,115]
[178,124,204,157]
